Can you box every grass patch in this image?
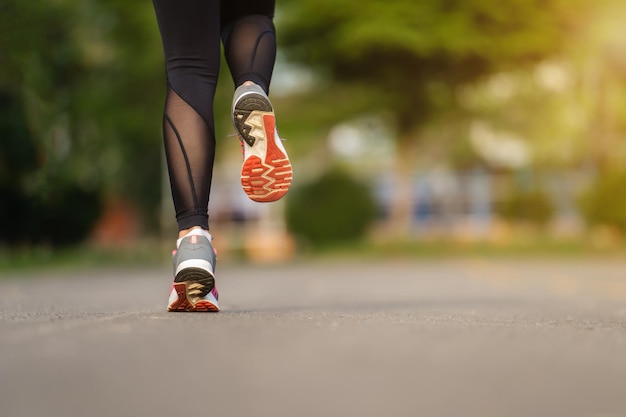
[1,234,626,275]
[294,236,626,261]
[0,240,170,275]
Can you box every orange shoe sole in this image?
[240,113,292,202]
[167,282,219,312]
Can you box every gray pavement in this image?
[1,257,626,417]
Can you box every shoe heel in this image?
[168,282,192,311]
[167,281,219,312]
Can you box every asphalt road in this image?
[1,257,626,417]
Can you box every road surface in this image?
[1,257,626,417]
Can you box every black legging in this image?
[152,0,277,231]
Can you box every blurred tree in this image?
[0,91,39,243]
[457,0,626,170]
[77,0,165,228]
[279,0,591,236]
[0,0,165,243]
[574,0,626,171]
[0,0,104,245]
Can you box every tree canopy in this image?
[278,0,594,234]
[279,0,589,129]
[0,0,164,242]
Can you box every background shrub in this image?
[0,91,103,246]
[286,168,377,248]
[579,170,626,233]
[497,186,554,227]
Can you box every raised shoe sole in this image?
[239,112,292,202]
[167,281,219,312]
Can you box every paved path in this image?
[1,258,626,417]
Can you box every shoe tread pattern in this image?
[240,114,292,202]
[168,282,219,312]
[234,94,273,146]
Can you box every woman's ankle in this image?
[178,226,204,239]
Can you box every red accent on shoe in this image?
[168,283,193,311]
[193,300,220,312]
[240,114,292,203]
[167,283,219,312]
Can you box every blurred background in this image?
[2,0,626,267]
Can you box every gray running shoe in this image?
[167,232,219,312]
[232,83,292,203]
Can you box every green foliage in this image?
[579,170,626,232]
[286,168,377,247]
[0,93,38,181]
[497,185,555,226]
[0,0,165,240]
[0,91,102,245]
[278,0,595,236]
[279,0,590,129]
[30,184,103,246]
[282,0,576,67]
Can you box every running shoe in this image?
[167,229,219,312]
[232,83,292,203]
